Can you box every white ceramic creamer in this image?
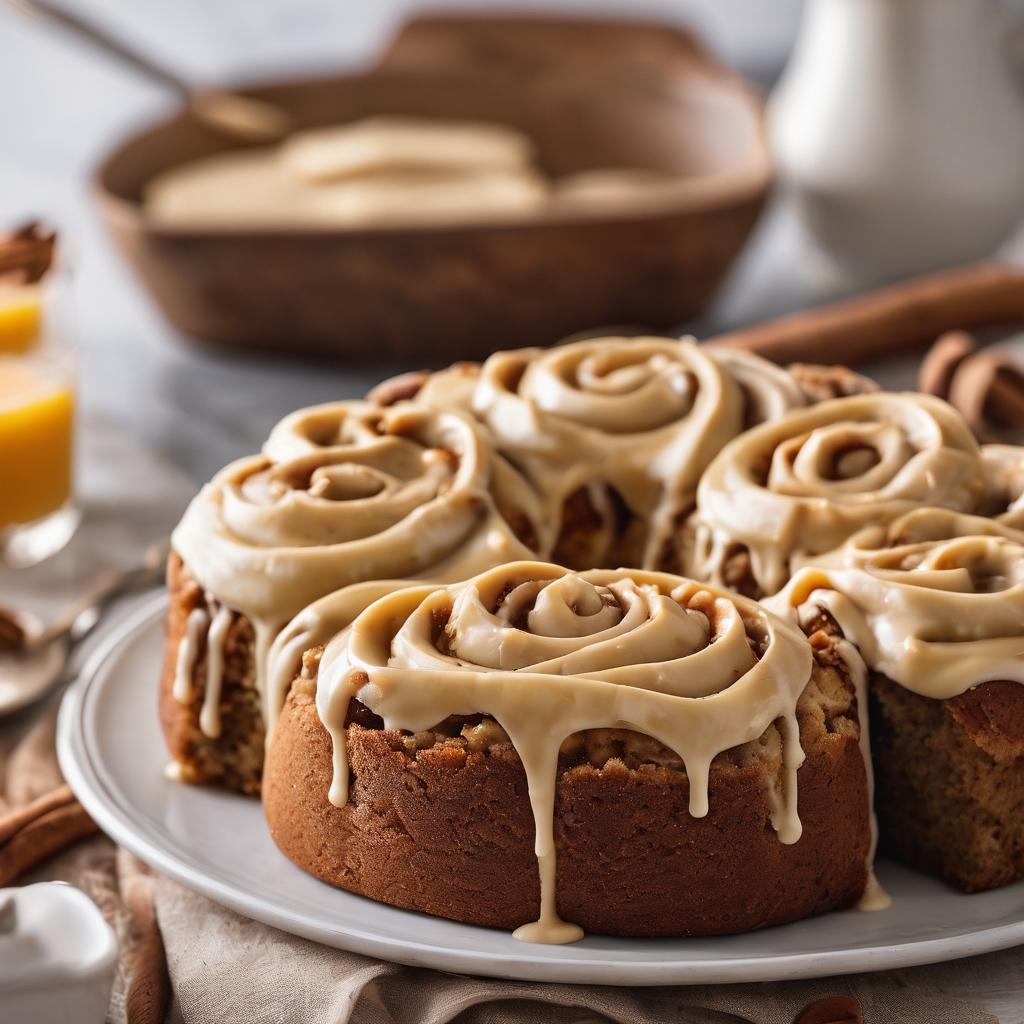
[770,0,1024,282]
[0,883,118,1024]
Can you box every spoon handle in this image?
[32,555,166,650]
[5,0,190,97]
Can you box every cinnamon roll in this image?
[264,561,872,940]
[467,337,807,572]
[688,393,986,598]
[770,509,1024,892]
[162,401,545,793]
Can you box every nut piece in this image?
[365,370,431,406]
[787,363,880,404]
[0,607,26,653]
[918,330,977,397]
[0,222,56,284]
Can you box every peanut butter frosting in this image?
[980,443,1024,529]
[171,401,547,739]
[464,337,805,569]
[769,508,1024,700]
[314,561,822,944]
[800,506,1024,568]
[689,393,987,597]
[708,348,808,427]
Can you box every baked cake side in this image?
[871,676,1024,892]
[160,554,265,793]
[263,563,872,939]
[772,510,1024,894]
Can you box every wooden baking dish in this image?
[94,16,771,361]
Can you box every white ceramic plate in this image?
[57,593,1024,986]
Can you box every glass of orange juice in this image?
[0,225,79,567]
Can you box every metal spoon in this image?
[6,0,290,144]
[0,543,167,715]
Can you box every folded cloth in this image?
[0,708,1004,1024]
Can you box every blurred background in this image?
[2,0,1024,483]
[0,0,867,481]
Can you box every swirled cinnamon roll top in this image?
[366,338,810,570]
[770,508,1024,700]
[173,401,546,625]
[979,443,1024,530]
[311,560,818,942]
[466,337,808,570]
[170,401,548,735]
[688,393,987,598]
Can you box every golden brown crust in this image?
[160,554,265,795]
[871,673,1024,893]
[947,682,1024,763]
[263,653,870,937]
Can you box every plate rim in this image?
[57,593,1024,986]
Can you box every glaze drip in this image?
[315,561,814,944]
[171,603,233,739]
[170,401,546,738]
[771,508,1024,700]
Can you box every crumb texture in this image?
[871,673,1024,893]
[263,653,870,937]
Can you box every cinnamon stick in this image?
[0,222,56,283]
[706,263,1024,367]
[0,783,76,845]
[793,996,862,1024]
[918,331,978,397]
[949,351,1024,435]
[119,851,169,1024]
[0,800,98,886]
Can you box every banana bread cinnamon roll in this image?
[687,393,986,598]
[770,509,1024,892]
[162,401,546,793]
[467,337,808,572]
[264,561,872,940]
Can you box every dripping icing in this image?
[170,401,546,743]
[315,562,814,944]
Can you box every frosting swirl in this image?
[172,401,545,731]
[708,348,807,428]
[468,337,803,569]
[689,393,986,597]
[314,561,813,943]
[979,443,1024,530]
[771,509,1024,699]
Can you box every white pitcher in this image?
[770,0,1024,282]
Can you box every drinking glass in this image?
[0,236,79,567]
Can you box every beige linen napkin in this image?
[0,709,1007,1024]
